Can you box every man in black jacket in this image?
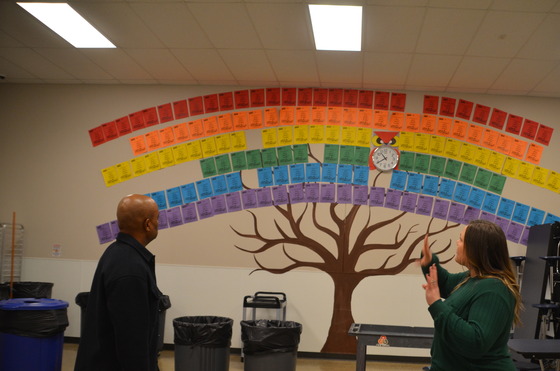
[75,194,162,371]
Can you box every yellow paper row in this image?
[261,125,373,148]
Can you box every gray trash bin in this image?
[174,316,233,371]
[241,320,302,371]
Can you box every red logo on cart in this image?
[377,335,389,347]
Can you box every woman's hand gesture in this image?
[419,234,432,267]
[422,264,441,306]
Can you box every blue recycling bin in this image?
[0,298,69,371]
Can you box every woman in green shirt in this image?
[420,219,522,371]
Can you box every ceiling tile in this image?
[80,49,152,80]
[266,50,319,83]
[531,63,560,95]
[428,0,493,9]
[491,0,558,12]
[406,54,462,87]
[491,59,558,92]
[315,52,363,84]
[188,3,263,49]
[219,49,277,82]
[0,48,73,80]
[467,11,545,58]
[363,6,425,53]
[448,56,510,90]
[34,48,114,80]
[363,52,413,85]
[0,56,36,80]
[247,3,313,50]
[517,14,560,60]
[125,49,196,82]
[0,30,24,48]
[416,8,486,55]
[171,49,236,82]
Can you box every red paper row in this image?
[423,95,553,146]
[88,88,406,147]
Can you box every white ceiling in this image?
[1,0,560,98]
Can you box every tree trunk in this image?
[320,272,363,354]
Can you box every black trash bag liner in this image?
[159,295,171,311]
[3,282,54,299]
[0,284,9,300]
[173,316,233,348]
[75,292,89,308]
[0,308,68,337]
[241,320,302,355]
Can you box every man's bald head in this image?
[116,194,159,245]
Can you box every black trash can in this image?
[241,320,302,371]
[0,282,53,300]
[74,292,89,337]
[0,298,69,371]
[174,316,233,371]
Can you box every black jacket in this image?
[75,233,162,371]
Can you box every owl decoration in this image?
[368,131,400,171]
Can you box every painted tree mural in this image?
[231,150,460,353]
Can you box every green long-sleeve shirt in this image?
[422,255,516,371]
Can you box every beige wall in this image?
[1,84,559,353]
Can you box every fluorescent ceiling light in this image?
[309,4,362,51]
[18,2,115,48]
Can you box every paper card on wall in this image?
[404,113,421,132]
[444,159,462,180]
[321,163,338,183]
[234,90,250,109]
[354,147,369,167]
[473,147,490,168]
[196,178,214,199]
[246,149,263,169]
[325,125,341,144]
[277,126,294,146]
[327,107,342,126]
[142,107,159,127]
[130,157,147,177]
[544,213,560,224]
[389,170,407,191]
[288,183,305,203]
[297,88,313,107]
[200,137,217,158]
[456,99,473,120]
[429,135,446,156]
[305,163,321,182]
[506,222,524,243]
[180,183,198,203]
[232,111,248,131]
[535,124,553,146]
[448,202,466,224]
[293,143,308,163]
[319,183,336,203]
[203,94,220,113]
[248,110,264,129]
[508,138,527,160]
[261,148,278,167]
[398,131,415,151]
[390,92,406,112]
[372,110,388,129]
[519,118,538,140]
[473,168,492,189]
[172,123,190,143]
[341,126,357,146]
[467,187,485,209]
[173,100,189,119]
[374,91,390,110]
[295,106,311,125]
[505,114,523,135]
[129,111,145,131]
[432,198,450,220]
[497,197,514,219]
[419,114,436,134]
[486,151,505,173]
[145,130,161,151]
[471,104,489,125]
[463,206,481,224]
[266,88,281,106]
[200,157,217,178]
[336,184,352,204]
[337,164,353,184]
[405,173,423,193]
[516,161,534,182]
[353,166,369,185]
[289,163,305,183]
[186,140,203,160]
[527,207,545,226]
[436,117,453,137]
[459,163,477,184]
[311,88,327,107]
[385,189,403,210]
[495,216,511,235]
[130,135,147,156]
[343,108,358,127]
[423,95,439,114]
[226,192,243,213]
[369,187,386,207]
[277,146,294,166]
[102,121,119,141]
[257,188,274,207]
[215,154,232,174]
[328,88,344,107]
[172,144,189,164]
[525,143,543,165]
[157,103,174,124]
[293,125,309,145]
[414,153,430,173]
[272,185,290,205]
[429,156,446,177]
[265,108,279,127]
[166,207,183,228]
[495,133,513,154]
[218,92,234,111]
[488,173,506,194]
[188,119,204,139]
[439,97,456,117]
[389,112,404,131]
[358,90,374,108]
[282,88,297,106]
[262,128,279,148]
[466,124,483,144]
[116,161,133,182]
[416,195,434,216]
[96,223,114,244]
[444,138,461,160]
[343,89,359,108]
[489,108,507,130]
[215,134,232,155]
[150,191,167,210]
[250,88,265,108]
[511,202,530,224]
[114,116,132,137]
[414,133,430,153]
[226,172,243,193]
[211,175,228,195]
[203,116,220,137]
[159,127,176,147]
[459,143,477,164]
[422,175,439,196]
[273,165,290,185]
[166,187,183,208]
[241,189,258,209]
[196,198,214,219]
[355,128,372,148]
[451,120,468,140]
[400,192,418,212]
[339,145,355,165]
[545,171,560,193]
[352,184,369,205]
[305,183,320,202]
[188,96,204,116]
[439,178,456,199]
[322,144,338,165]
[399,152,414,172]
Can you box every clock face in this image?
[372,146,399,171]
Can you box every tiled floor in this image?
[62,343,427,370]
